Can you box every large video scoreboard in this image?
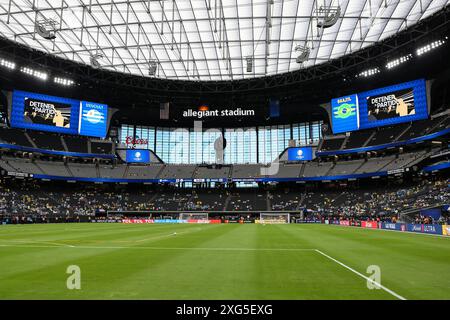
[331,79,428,134]
[10,90,108,138]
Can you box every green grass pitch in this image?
[0,223,449,300]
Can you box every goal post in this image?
[259,213,290,224]
[179,212,209,221]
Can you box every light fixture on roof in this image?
[54,77,74,86]
[90,54,103,68]
[0,58,15,70]
[246,56,253,73]
[356,67,380,78]
[148,60,158,76]
[295,45,310,64]
[316,5,341,28]
[20,66,48,80]
[34,17,57,40]
[386,54,413,69]
[416,38,447,56]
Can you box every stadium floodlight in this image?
[34,17,57,40]
[356,67,380,78]
[259,213,290,224]
[386,54,413,69]
[316,5,341,28]
[0,58,15,70]
[295,45,310,64]
[246,56,253,72]
[54,77,74,86]
[20,66,48,80]
[416,38,447,56]
[148,60,158,76]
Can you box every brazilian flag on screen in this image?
[331,94,360,134]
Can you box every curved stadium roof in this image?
[0,0,448,81]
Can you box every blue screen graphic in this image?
[358,79,428,129]
[288,147,314,161]
[78,101,108,138]
[126,149,150,163]
[331,94,359,134]
[11,90,80,135]
[330,79,428,133]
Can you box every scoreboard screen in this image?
[126,149,150,163]
[331,79,428,134]
[11,90,80,135]
[287,147,314,161]
[11,90,109,138]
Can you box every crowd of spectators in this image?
[0,177,448,224]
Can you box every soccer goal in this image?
[259,213,290,224]
[179,212,209,221]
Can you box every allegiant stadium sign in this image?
[182,107,255,119]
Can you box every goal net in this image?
[259,213,290,224]
[179,212,209,221]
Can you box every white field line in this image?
[314,249,407,301]
[0,239,75,248]
[0,243,316,252]
[135,227,205,242]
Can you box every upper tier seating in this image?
[64,135,89,153]
[366,123,410,146]
[27,131,64,151]
[91,141,113,154]
[318,114,449,152]
[320,137,345,151]
[344,130,374,149]
[0,127,33,147]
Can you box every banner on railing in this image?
[361,221,379,229]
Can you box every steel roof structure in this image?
[0,0,448,81]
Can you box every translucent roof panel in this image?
[0,0,448,81]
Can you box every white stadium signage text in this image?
[183,108,255,119]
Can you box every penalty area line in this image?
[314,249,406,300]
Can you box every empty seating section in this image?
[159,165,196,179]
[91,141,113,154]
[99,165,127,179]
[64,135,89,153]
[125,165,163,179]
[344,130,373,149]
[0,127,32,147]
[428,115,450,133]
[320,138,345,151]
[27,131,64,151]
[0,158,18,172]
[366,123,409,146]
[329,160,363,175]
[273,164,302,178]
[35,161,70,177]
[354,157,394,174]
[232,164,262,178]
[195,166,230,179]
[68,163,97,178]
[382,152,426,172]
[302,162,333,177]
[0,127,114,154]
[0,157,40,174]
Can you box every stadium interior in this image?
[0,0,449,302]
